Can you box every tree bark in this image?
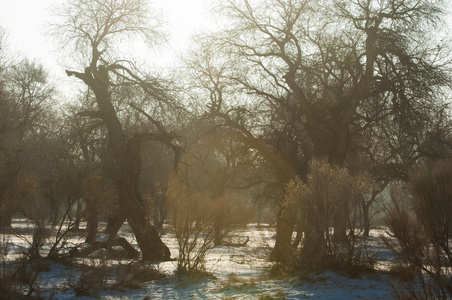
[0,204,12,227]
[362,191,379,237]
[116,161,170,261]
[362,202,370,237]
[85,198,98,243]
[74,200,82,230]
[105,212,126,239]
[333,213,348,243]
[270,206,297,263]
[49,196,60,227]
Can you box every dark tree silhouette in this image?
[49,0,180,261]
[193,0,451,262]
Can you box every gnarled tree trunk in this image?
[67,66,170,261]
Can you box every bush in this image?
[285,159,373,272]
[0,235,43,299]
[384,161,452,299]
[69,258,108,298]
[17,206,83,262]
[168,189,218,276]
[168,142,254,277]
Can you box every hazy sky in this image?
[4,0,449,84]
[0,0,213,78]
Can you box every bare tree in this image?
[48,0,180,261]
[190,0,451,262]
[0,58,56,227]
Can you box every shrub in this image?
[168,177,253,276]
[384,161,452,299]
[168,189,218,276]
[285,159,373,272]
[0,236,43,299]
[17,204,83,262]
[70,258,108,298]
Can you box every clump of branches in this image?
[168,180,254,277]
[168,189,218,277]
[69,258,166,297]
[384,161,452,299]
[167,129,256,276]
[0,234,47,299]
[69,257,109,298]
[0,168,85,298]
[17,200,84,262]
[285,159,375,273]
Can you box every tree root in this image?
[72,236,139,259]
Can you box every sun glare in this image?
[155,0,213,49]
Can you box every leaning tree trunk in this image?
[116,170,170,260]
[67,66,170,261]
[102,92,170,262]
[116,141,170,261]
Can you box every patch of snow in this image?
[2,223,395,299]
[96,234,110,243]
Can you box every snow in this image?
[2,221,395,299]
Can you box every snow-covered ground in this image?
[2,220,395,299]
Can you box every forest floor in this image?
[2,219,397,299]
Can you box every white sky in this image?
[0,0,214,90]
[0,0,56,64]
[2,0,450,96]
